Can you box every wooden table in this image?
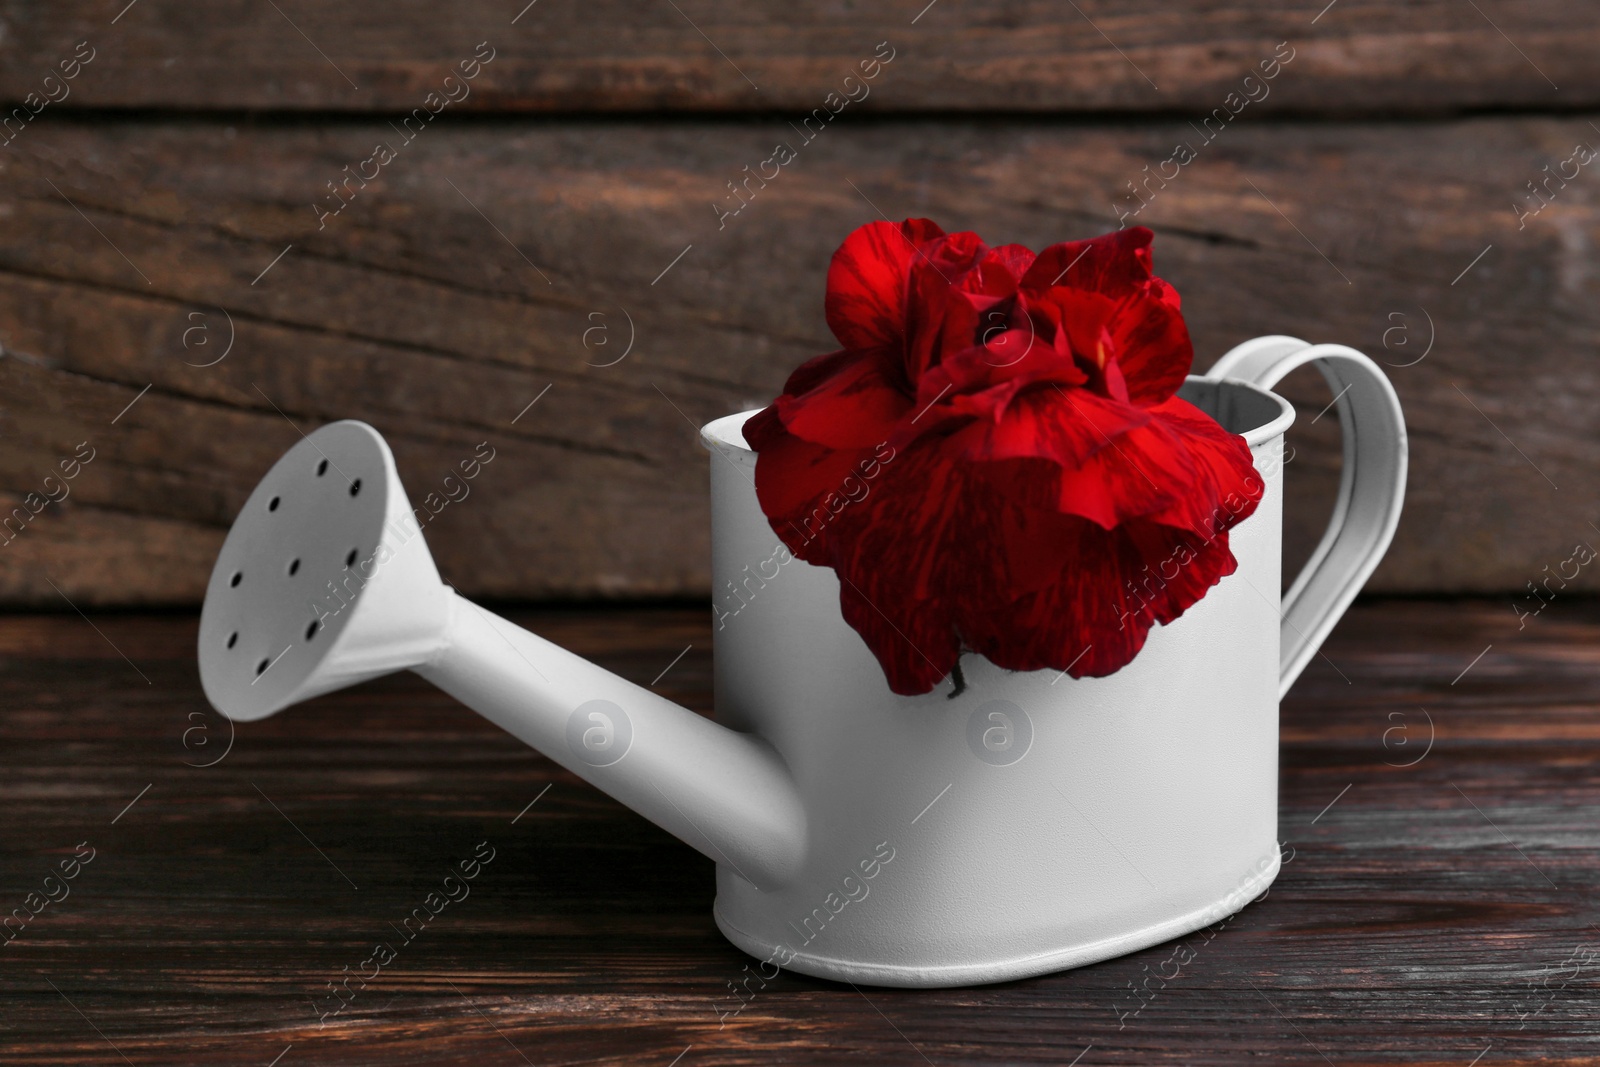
[2,600,1596,1065]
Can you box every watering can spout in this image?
[414,595,808,887]
[197,421,807,889]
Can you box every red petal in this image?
[986,243,1039,280]
[959,516,1241,679]
[774,350,914,450]
[748,429,881,559]
[1105,290,1191,406]
[1138,396,1265,536]
[953,386,1150,485]
[1024,228,1192,406]
[1029,393,1258,532]
[1022,226,1156,300]
[838,575,961,696]
[902,229,996,380]
[808,442,970,694]
[825,218,947,356]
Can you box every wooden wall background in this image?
[0,0,1596,605]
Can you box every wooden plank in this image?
[0,0,1593,113]
[1,601,1597,1064]
[0,115,1595,604]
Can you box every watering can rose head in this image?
[743,219,1265,696]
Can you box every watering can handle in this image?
[1206,336,1409,699]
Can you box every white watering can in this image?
[199,335,1406,987]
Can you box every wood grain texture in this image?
[0,0,1593,113]
[1,114,1594,603]
[2,599,1598,1065]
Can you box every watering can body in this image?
[198,336,1406,988]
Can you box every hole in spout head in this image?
[345,548,358,568]
[255,658,269,676]
[305,619,320,641]
[268,496,280,512]
[230,571,242,588]
[316,459,328,476]
[226,632,237,649]
[349,479,362,497]
[288,558,300,576]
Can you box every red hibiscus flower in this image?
[743,219,1263,696]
